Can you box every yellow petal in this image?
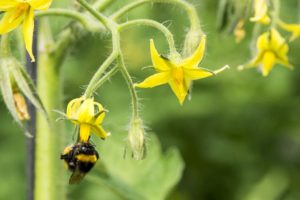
[0,8,24,34]
[169,78,189,105]
[184,67,213,80]
[276,56,293,70]
[256,31,270,51]
[150,39,171,72]
[77,98,94,123]
[91,126,108,139]
[22,7,35,62]
[135,72,170,88]
[66,97,83,119]
[29,0,52,10]
[261,51,276,76]
[79,124,91,142]
[94,102,105,125]
[0,1,19,10]
[269,29,287,51]
[181,35,206,68]
[278,20,300,41]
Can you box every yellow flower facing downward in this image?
[278,20,300,41]
[250,0,270,24]
[66,97,109,143]
[135,36,228,105]
[0,0,52,62]
[239,29,293,76]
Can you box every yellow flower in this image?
[66,97,109,143]
[239,29,293,76]
[250,0,270,24]
[0,0,52,62]
[135,36,228,105]
[278,20,300,41]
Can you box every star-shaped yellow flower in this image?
[66,97,109,143]
[135,36,228,104]
[0,0,52,62]
[250,0,270,24]
[278,20,300,41]
[239,29,293,76]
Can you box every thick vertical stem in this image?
[34,20,65,200]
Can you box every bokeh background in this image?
[1,0,300,199]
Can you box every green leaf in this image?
[90,133,184,200]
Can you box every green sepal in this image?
[0,58,32,137]
[11,58,48,121]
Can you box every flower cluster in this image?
[238,0,299,76]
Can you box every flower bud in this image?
[234,18,246,43]
[182,28,204,57]
[127,117,146,160]
[13,91,30,121]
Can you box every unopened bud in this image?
[182,28,204,57]
[127,117,146,160]
[13,92,30,121]
[234,19,246,43]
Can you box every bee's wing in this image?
[69,169,86,184]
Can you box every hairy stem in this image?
[111,0,201,30]
[84,52,118,97]
[118,19,176,54]
[34,19,66,200]
[90,65,119,92]
[35,9,95,29]
[93,0,116,11]
[78,0,139,117]
[118,55,139,118]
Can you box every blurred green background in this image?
[1,0,300,199]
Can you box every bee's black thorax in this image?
[61,142,99,184]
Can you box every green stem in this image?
[118,19,176,54]
[93,0,116,11]
[35,8,102,31]
[77,0,139,118]
[272,0,280,28]
[111,0,201,30]
[77,0,111,29]
[84,52,118,97]
[118,55,139,118]
[90,65,119,92]
[35,20,65,200]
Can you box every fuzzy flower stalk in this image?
[127,117,146,160]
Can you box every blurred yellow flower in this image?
[13,91,30,121]
[239,29,293,76]
[66,97,109,142]
[135,36,228,105]
[250,0,270,24]
[278,20,300,41]
[0,0,52,62]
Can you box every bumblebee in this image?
[61,142,99,184]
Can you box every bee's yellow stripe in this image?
[76,154,97,163]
